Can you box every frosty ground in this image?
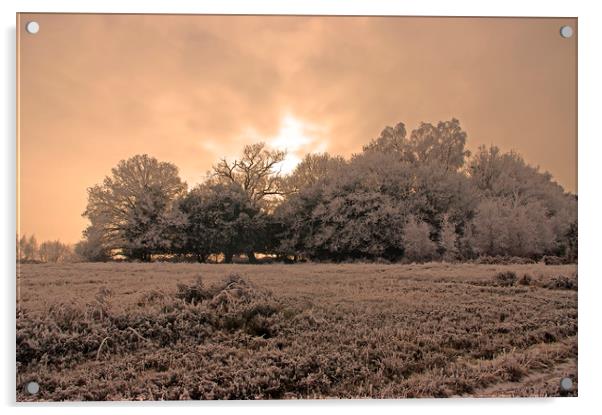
[17,262,577,400]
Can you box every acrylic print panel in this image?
[16,13,577,401]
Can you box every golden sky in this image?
[17,14,577,243]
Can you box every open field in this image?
[16,262,577,400]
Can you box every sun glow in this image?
[269,115,326,174]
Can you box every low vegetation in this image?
[17,262,577,400]
[493,271,518,287]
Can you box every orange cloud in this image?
[17,14,576,243]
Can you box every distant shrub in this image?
[475,256,498,264]
[511,256,537,265]
[543,255,565,265]
[256,256,276,264]
[493,271,517,287]
[545,275,577,290]
[518,273,533,286]
[476,256,536,265]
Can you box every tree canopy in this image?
[82,154,187,261]
[78,119,577,263]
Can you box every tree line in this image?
[39,118,578,264]
[17,235,76,263]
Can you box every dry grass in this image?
[16,262,577,400]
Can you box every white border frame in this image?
[2,1,601,414]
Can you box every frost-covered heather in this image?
[17,262,577,400]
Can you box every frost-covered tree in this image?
[273,184,325,260]
[39,240,72,263]
[408,119,471,172]
[563,218,578,262]
[469,145,570,212]
[212,142,286,207]
[468,145,576,260]
[470,198,555,258]
[178,182,262,263]
[364,119,471,172]
[212,142,287,262]
[295,151,414,260]
[310,189,408,260]
[121,188,188,261]
[70,118,576,263]
[18,235,38,262]
[284,152,345,194]
[75,225,111,262]
[82,154,187,261]
[363,119,478,235]
[440,215,458,261]
[363,122,408,155]
[276,143,476,261]
[411,163,478,232]
[17,234,26,261]
[403,216,438,262]
[470,199,506,256]
[27,235,38,261]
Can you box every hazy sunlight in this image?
[269,115,324,175]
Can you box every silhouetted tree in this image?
[212,142,286,262]
[212,142,286,206]
[179,182,261,263]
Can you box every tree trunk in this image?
[247,251,257,264]
[224,251,234,264]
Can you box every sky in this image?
[17,14,577,243]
